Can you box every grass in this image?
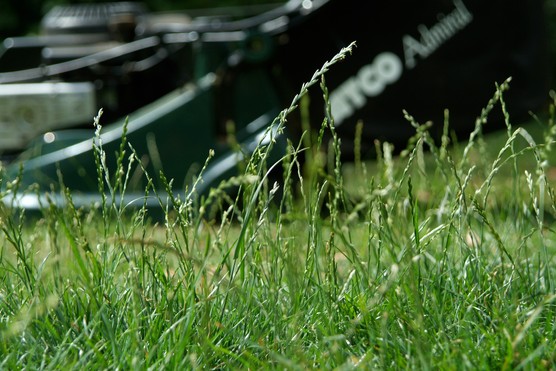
[1,43,556,369]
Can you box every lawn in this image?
[1,44,555,369]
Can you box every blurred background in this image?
[1,0,553,148]
[0,0,286,40]
[1,0,555,89]
[0,0,553,192]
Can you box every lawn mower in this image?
[0,0,549,210]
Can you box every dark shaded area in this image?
[267,0,551,156]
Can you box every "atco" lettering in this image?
[330,52,402,126]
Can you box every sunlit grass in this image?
[1,43,555,369]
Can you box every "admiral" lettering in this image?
[403,0,473,69]
[330,0,473,126]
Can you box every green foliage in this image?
[1,41,556,369]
